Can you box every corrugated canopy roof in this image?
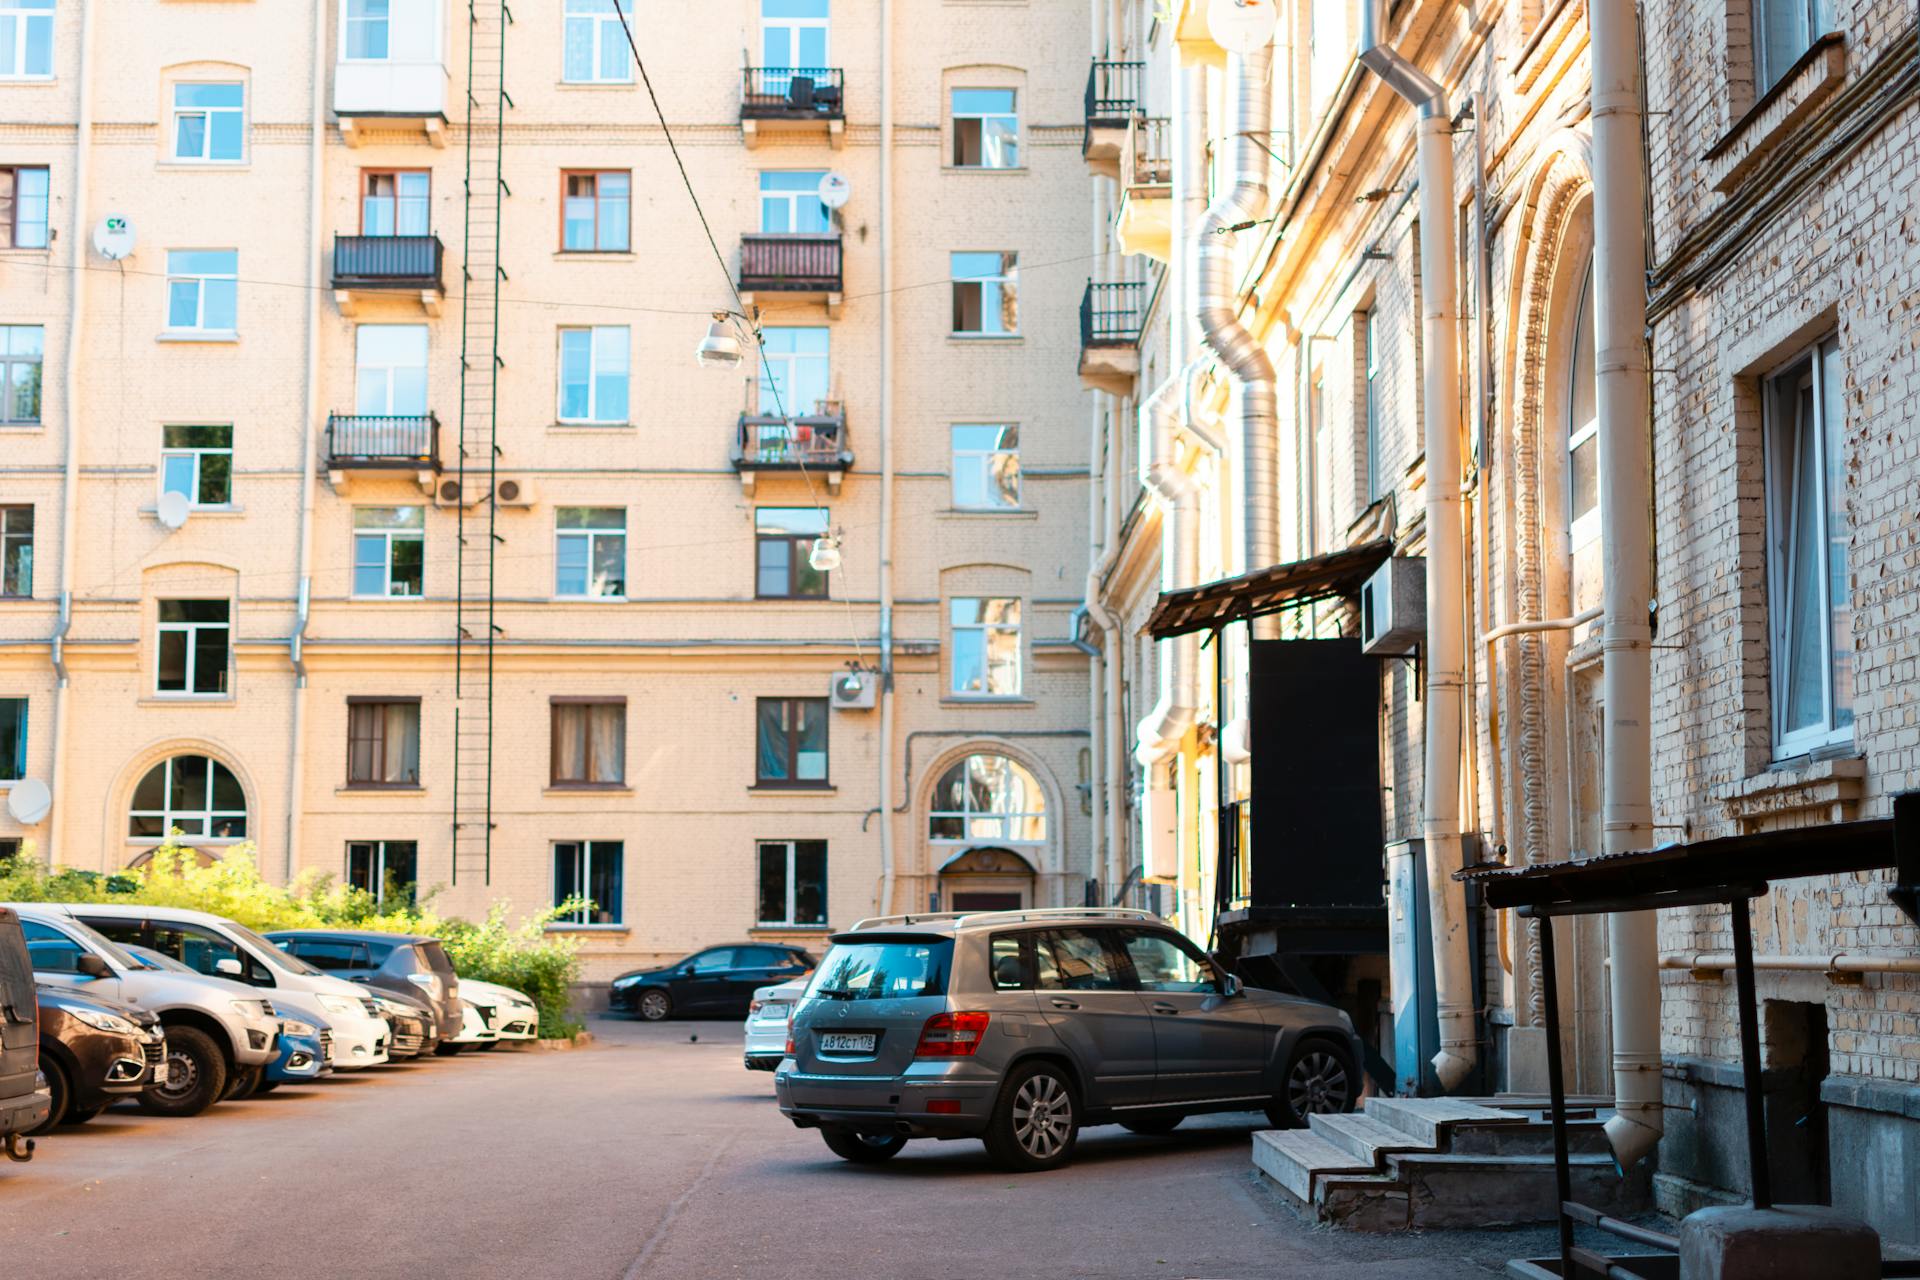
[1143,539,1394,639]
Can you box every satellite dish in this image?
[92,215,136,260]
[156,489,191,530]
[6,778,51,826]
[1207,0,1277,54]
[817,172,852,210]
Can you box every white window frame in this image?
[164,250,239,336]
[757,170,830,234]
[1,165,50,248]
[557,326,630,424]
[1566,263,1601,555]
[341,0,391,60]
[927,753,1048,844]
[950,424,1021,510]
[1363,310,1381,503]
[1754,0,1826,94]
[354,323,430,417]
[756,326,831,417]
[346,840,418,905]
[1,323,43,424]
[552,839,624,925]
[760,0,830,72]
[949,596,1022,698]
[951,251,1019,336]
[155,600,230,698]
[160,424,234,509]
[756,839,828,928]
[563,0,634,84]
[555,507,626,599]
[950,88,1019,169]
[128,755,248,843]
[0,0,54,81]
[168,81,246,164]
[352,507,425,599]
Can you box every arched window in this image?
[929,754,1046,843]
[1565,256,1601,610]
[129,755,247,840]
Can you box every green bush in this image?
[0,840,585,1039]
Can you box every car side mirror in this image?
[215,957,243,977]
[77,953,113,980]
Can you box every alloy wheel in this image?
[156,1046,200,1100]
[639,990,670,1021]
[1287,1049,1350,1117]
[1011,1073,1073,1159]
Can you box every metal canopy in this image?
[1143,539,1394,639]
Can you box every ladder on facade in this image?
[452,0,510,887]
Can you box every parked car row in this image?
[0,904,541,1165]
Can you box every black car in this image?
[264,929,462,1042]
[32,983,164,1131]
[609,944,814,1020]
[0,907,51,1158]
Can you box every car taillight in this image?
[914,1011,990,1058]
[784,1033,795,1056]
[749,999,764,1015]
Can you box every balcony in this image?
[1079,280,1145,394]
[1115,116,1174,262]
[333,58,450,147]
[740,67,845,148]
[732,411,852,495]
[1083,60,1144,178]
[324,413,441,492]
[737,234,844,316]
[331,235,445,316]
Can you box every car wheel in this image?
[253,1080,280,1095]
[225,1064,264,1101]
[435,1041,467,1056]
[984,1061,1079,1172]
[478,1041,501,1051]
[821,1129,907,1164]
[1121,1115,1183,1136]
[138,1026,228,1118]
[1266,1037,1358,1129]
[27,1058,69,1135]
[638,990,672,1022]
[64,1104,105,1125]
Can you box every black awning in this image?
[1143,539,1394,639]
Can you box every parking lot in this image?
[2,1012,1588,1279]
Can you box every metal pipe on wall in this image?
[875,0,898,916]
[1356,0,1477,1091]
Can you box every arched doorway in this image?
[923,750,1053,910]
[937,846,1038,912]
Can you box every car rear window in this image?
[417,939,457,977]
[0,914,34,1024]
[807,938,951,1001]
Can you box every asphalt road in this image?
[2,1013,1593,1279]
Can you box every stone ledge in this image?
[1706,33,1848,194]
[1713,755,1865,833]
[1819,1072,1920,1120]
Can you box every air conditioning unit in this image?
[828,669,877,710]
[1359,556,1426,656]
[495,477,537,507]
[431,478,483,508]
[1142,784,1179,883]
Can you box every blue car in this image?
[121,944,332,1091]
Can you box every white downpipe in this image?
[1356,0,1477,1091]
[1591,0,1662,1169]
[46,0,95,869]
[875,0,897,917]
[283,0,327,884]
[1084,0,1115,899]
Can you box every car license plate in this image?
[151,1062,168,1086]
[818,1033,876,1054]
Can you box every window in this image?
[346,699,421,787]
[1565,261,1600,610]
[0,0,52,79]
[950,596,1021,696]
[352,506,425,598]
[342,0,391,59]
[1,505,30,596]
[951,88,1018,168]
[1,324,41,423]
[1035,929,1124,991]
[361,171,429,235]
[759,170,829,234]
[951,424,1020,509]
[758,839,827,927]
[156,599,229,696]
[755,696,827,787]
[165,250,238,334]
[170,83,245,163]
[1363,310,1381,503]
[347,840,418,906]
[928,753,1047,842]
[284,937,371,970]
[951,251,1018,334]
[757,327,830,417]
[1755,0,1826,94]
[561,171,630,251]
[563,0,634,83]
[0,696,23,781]
[761,0,828,71]
[1120,930,1215,993]
[555,506,625,598]
[755,507,829,598]
[1765,336,1852,756]
[550,699,625,786]
[0,166,49,248]
[557,326,629,423]
[144,922,261,983]
[160,425,233,507]
[553,840,623,924]
[128,755,247,839]
[355,324,428,415]
[690,947,737,972]
[22,920,89,973]
[1308,0,1350,120]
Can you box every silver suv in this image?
[775,908,1363,1171]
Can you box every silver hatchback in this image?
[774,908,1364,1171]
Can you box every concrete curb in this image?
[525,1031,596,1052]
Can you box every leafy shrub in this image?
[0,840,584,1039]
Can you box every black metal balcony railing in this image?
[1124,116,1174,188]
[330,234,445,291]
[734,412,851,470]
[738,234,843,293]
[1084,59,1144,151]
[1081,280,1146,348]
[325,413,441,471]
[741,67,845,119]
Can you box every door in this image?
[675,948,737,1012]
[725,946,793,1014]
[1032,928,1156,1107]
[1117,928,1270,1104]
[950,891,1021,912]
[0,916,37,1110]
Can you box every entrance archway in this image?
[938,846,1037,912]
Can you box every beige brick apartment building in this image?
[1083,0,1919,1242]
[0,0,1098,981]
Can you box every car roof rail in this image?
[949,906,1164,928]
[845,911,969,931]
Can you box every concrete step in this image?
[1251,1128,1375,1205]
[1391,1151,1653,1229]
[1317,1173,1412,1231]
[1308,1110,1435,1166]
[1362,1095,1530,1147]
[1447,1117,1615,1157]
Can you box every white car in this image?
[440,995,500,1053]
[456,978,538,1045]
[68,904,392,1071]
[743,978,809,1072]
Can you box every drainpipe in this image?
[1591,0,1661,1168]
[284,0,327,884]
[1356,0,1476,1091]
[875,0,897,917]
[46,0,95,870]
